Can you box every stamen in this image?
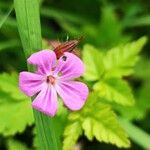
[46,75,55,85]
[58,72,62,76]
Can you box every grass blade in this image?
[0,5,13,28]
[14,0,61,149]
[119,118,150,149]
[0,39,20,51]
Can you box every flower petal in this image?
[55,81,88,110]
[27,50,56,75]
[19,71,44,96]
[32,85,58,117]
[54,52,84,80]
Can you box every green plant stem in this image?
[14,0,61,149]
[119,117,150,150]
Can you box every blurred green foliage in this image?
[0,0,150,150]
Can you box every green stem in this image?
[119,117,150,150]
[14,0,61,149]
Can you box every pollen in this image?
[46,75,56,85]
[58,72,62,76]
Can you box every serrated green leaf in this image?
[114,104,144,121]
[33,127,38,148]
[91,106,130,148]
[7,139,28,150]
[94,78,135,106]
[82,118,93,140]
[104,37,147,78]
[0,91,34,136]
[83,44,104,81]
[114,81,150,121]
[63,93,130,149]
[0,73,34,136]
[0,73,27,100]
[63,122,82,150]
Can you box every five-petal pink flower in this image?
[19,50,89,116]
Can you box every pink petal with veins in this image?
[27,50,56,75]
[32,85,58,116]
[19,72,44,96]
[55,81,88,110]
[54,52,84,80]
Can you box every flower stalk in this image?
[14,0,61,149]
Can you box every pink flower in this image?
[19,50,89,117]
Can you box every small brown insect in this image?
[54,37,83,59]
[62,55,67,61]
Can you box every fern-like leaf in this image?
[0,73,27,100]
[63,122,82,150]
[83,44,104,81]
[0,73,34,136]
[63,93,130,149]
[7,139,28,150]
[94,78,135,106]
[104,37,147,78]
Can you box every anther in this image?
[46,75,55,85]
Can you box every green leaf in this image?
[126,15,150,27]
[0,90,34,136]
[7,139,28,150]
[94,78,135,106]
[63,93,130,149]
[0,72,34,136]
[82,6,130,48]
[63,122,82,150]
[0,73,28,100]
[97,6,130,48]
[104,37,147,78]
[0,5,13,28]
[0,13,17,29]
[83,44,104,81]
[114,104,144,121]
[114,81,150,121]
